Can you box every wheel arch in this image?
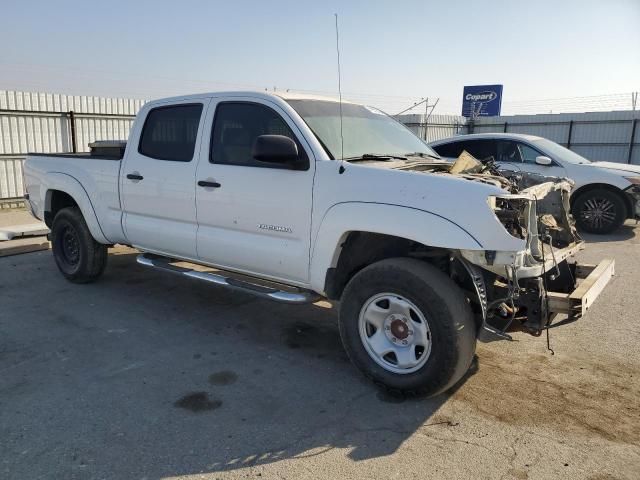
[309,202,484,297]
[321,231,485,331]
[45,190,77,226]
[43,173,110,244]
[322,231,448,300]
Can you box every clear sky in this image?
[1,0,638,114]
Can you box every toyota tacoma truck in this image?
[23,91,615,396]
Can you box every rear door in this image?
[194,98,315,284]
[121,99,209,258]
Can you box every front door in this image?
[121,100,209,258]
[195,99,315,285]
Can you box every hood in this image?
[587,161,640,176]
[359,156,515,191]
[327,152,578,253]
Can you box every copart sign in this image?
[462,85,503,117]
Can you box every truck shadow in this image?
[60,250,479,477]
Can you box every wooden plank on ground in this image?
[0,222,49,240]
[0,237,50,257]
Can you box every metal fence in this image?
[397,113,467,143]
[0,90,143,206]
[399,110,640,165]
[2,89,640,206]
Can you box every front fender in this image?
[43,172,110,244]
[309,202,483,293]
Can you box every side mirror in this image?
[252,135,299,166]
[535,155,553,166]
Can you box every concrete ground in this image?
[1,215,639,480]
[0,208,36,228]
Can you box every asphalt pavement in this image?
[1,216,639,479]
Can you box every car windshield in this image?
[286,99,438,160]
[531,138,591,164]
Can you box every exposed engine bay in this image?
[396,151,590,340]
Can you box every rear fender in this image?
[44,172,110,244]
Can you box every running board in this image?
[136,253,321,305]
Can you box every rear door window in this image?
[432,141,466,158]
[433,139,497,161]
[496,140,523,163]
[138,104,203,162]
[462,139,497,161]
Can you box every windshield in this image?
[531,138,591,164]
[286,99,438,160]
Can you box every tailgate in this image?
[547,258,615,319]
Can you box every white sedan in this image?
[429,133,640,234]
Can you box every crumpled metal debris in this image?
[449,150,484,174]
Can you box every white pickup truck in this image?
[23,91,614,396]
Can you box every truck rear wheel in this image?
[51,207,108,283]
[339,257,476,397]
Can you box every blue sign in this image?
[462,85,503,117]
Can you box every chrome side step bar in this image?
[136,253,321,305]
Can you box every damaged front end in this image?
[447,153,614,340]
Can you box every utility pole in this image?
[393,97,440,140]
[423,98,440,141]
[632,91,638,111]
[423,98,429,140]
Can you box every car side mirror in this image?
[535,155,553,166]
[252,135,300,167]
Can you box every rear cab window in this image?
[138,104,203,161]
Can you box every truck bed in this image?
[23,149,126,244]
[27,141,127,161]
[27,153,122,161]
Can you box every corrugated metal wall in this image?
[400,113,467,142]
[471,110,640,164]
[399,110,640,165]
[0,90,144,204]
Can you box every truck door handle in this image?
[126,173,144,181]
[197,180,221,188]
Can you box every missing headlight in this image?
[489,196,529,240]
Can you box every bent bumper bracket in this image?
[546,258,615,319]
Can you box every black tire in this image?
[339,257,476,397]
[51,207,108,283]
[571,188,626,234]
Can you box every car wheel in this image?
[339,257,476,397]
[51,207,108,283]
[572,189,626,234]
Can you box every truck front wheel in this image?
[339,257,476,397]
[51,207,108,283]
